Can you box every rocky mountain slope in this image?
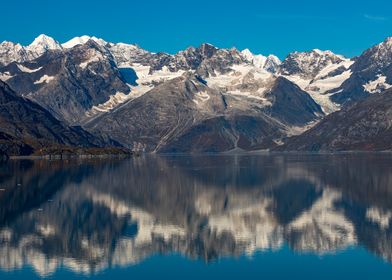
[1,40,130,124]
[330,37,392,105]
[278,88,392,151]
[85,73,322,152]
[0,80,112,155]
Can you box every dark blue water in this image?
[0,154,391,279]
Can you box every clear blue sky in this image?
[2,0,392,59]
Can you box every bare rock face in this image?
[264,77,323,125]
[278,88,392,151]
[0,80,108,156]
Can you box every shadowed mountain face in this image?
[0,81,108,155]
[278,88,392,151]
[0,154,391,276]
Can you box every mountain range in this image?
[1,34,392,155]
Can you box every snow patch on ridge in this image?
[0,72,13,81]
[62,36,107,48]
[87,92,130,115]
[363,75,392,94]
[34,75,55,84]
[284,59,353,114]
[86,64,185,116]
[17,64,42,73]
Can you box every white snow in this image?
[86,64,185,116]
[34,75,55,84]
[0,42,31,66]
[240,49,281,72]
[17,64,42,73]
[86,91,131,115]
[363,75,392,94]
[62,36,107,48]
[211,64,276,106]
[79,56,101,69]
[206,64,274,102]
[241,49,267,68]
[0,71,13,81]
[27,34,62,55]
[284,59,353,114]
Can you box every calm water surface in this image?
[0,154,392,279]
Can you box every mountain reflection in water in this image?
[0,154,391,277]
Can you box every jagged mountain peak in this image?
[199,42,218,52]
[62,35,108,49]
[329,36,392,104]
[0,40,23,49]
[240,48,254,58]
[280,48,348,79]
[379,36,392,47]
[29,34,57,46]
[344,37,392,74]
[241,48,267,66]
[311,48,338,56]
[27,34,62,55]
[240,49,281,73]
[179,43,218,59]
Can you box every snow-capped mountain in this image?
[0,34,62,67]
[330,37,392,104]
[280,49,353,113]
[27,34,62,55]
[280,49,347,79]
[62,35,108,48]
[240,48,281,73]
[1,34,392,154]
[0,41,30,68]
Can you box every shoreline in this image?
[4,150,392,160]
